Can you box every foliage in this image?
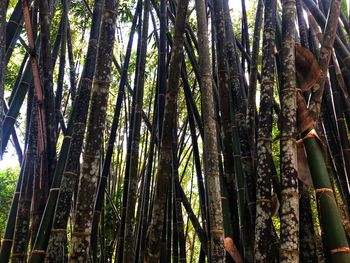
[0,167,19,237]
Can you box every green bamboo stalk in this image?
[302,128,350,262]
[5,1,23,66]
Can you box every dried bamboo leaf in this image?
[296,91,314,133]
[224,237,243,263]
[297,139,313,186]
[295,44,322,92]
[270,193,280,217]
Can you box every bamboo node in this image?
[343,56,350,65]
[330,247,350,254]
[315,188,333,194]
[51,228,67,233]
[104,8,118,15]
[1,238,13,242]
[261,79,274,86]
[64,171,77,178]
[258,137,273,142]
[280,248,298,253]
[74,122,85,126]
[93,79,110,85]
[256,198,271,204]
[50,188,60,192]
[64,136,72,139]
[73,231,91,237]
[281,189,298,196]
[302,129,317,140]
[31,250,46,255]
[210,229,224,236]
[81,77,93,83]
[280,87,297,93]
[278,135,296,141]
[5,115,16,121]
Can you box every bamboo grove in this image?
[1,0,350,262]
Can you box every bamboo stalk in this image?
[254,0,276,262]
[39,0,57,186]
[29,1,105,261]
[145,0,189,261]
[246,0,263,172]
[279,1,299,262]
[92,2,140,261]
[302,128,350,262]
[0,164,24,263]
[69,0,118,260]
[123,0,149,260]
[0,0,5,158]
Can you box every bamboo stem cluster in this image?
[0,0,350,262]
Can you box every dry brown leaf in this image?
[270,193,280,217]
[224,237,243,263]
[296,91,314,133]
[295,44,322,92]
[297,139,313,186]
